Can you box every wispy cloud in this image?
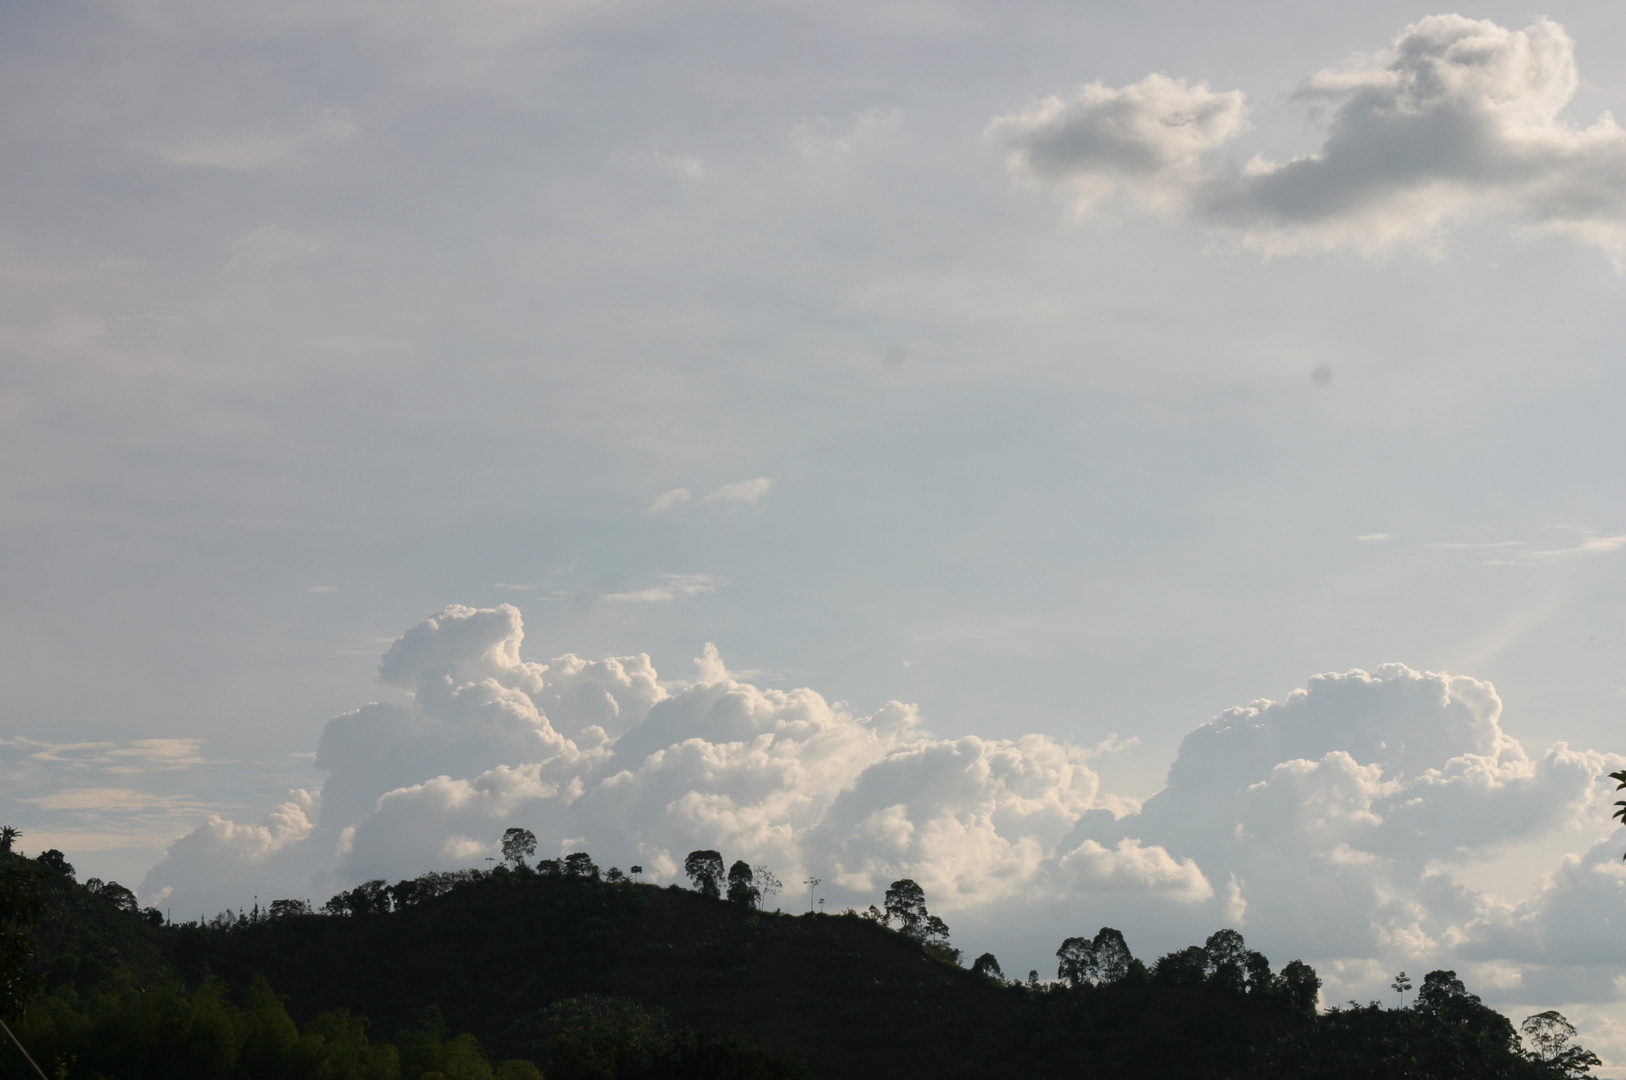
[3,737,213,773]
[600,573,720,604]
[1423,531,1626,564]
[1355,533,1394,544]
[1520,534,1626,562]
[704,477,773,505]
[648,487,692,514]
[24,788,214,813]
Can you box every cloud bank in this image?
[989,15,1626,258]
[138,605,1624,1045]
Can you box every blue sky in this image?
[4,0,1626,1064]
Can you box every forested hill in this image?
[0,849,1604,1079]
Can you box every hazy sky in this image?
[4,0,1626,1066]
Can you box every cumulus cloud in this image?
[1056,665,1621,1014]
[990,16,1626,259]
[987,74,1247,216]
[141,604,1158,918]
[139,606,1625,1055]
[704,477,774,504]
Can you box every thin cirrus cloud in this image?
[597,573,720,604]
[2,737,212,774]
[1423,531,1626,564]
[649,478,773,513]
[988,15,1626,259]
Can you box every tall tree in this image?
[684,851,724,898]
[1057,928,1135,987]
[1056,936,1091,988]
[0,827,18,855]
[563,852,599,880]
[1521,1010,1601,1077]
[1278,959,1322,1018]
[881,879,951,948]
[1087,928,1134,986]
[726,861,759,907]
[753,865,782,908]
[1203,929,1249,995]
[501,827,537,869]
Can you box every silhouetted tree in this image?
[876,879,953,959]
[1244,950,1273,995]
[34,850,72,877]
[971,953,1004,980]
[323,879,391,917]
[883,878,927,937]
[605,867,625,883]
[1415,969,1474,1014]
[1522,1010,1601,1077]
[684,850,724,897]
[727,861,759,907]
[1058,928,1135,987]
[754,865,782,908]
[1151,945,1207,988]
[502,827,538,868]
[1056,936,1090,988]
[629,864,643,882]
[1278,959,1322,1018]
[82,877,136,913]
[1203,928,1249,994]
[268,898,312,919]
[0,827,17,855]
[563,852,599,879]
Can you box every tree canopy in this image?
[683,851,724,899]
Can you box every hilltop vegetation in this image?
[0,841,1603,1079]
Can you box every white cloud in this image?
[704,477,774,504]
[1356,533,1393,544]
[991,16,1626,259]
[648,487,691,513]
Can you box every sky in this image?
[4,0,1626,1066]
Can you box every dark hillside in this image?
[5,857,1594,1080]
[166,872,1014,1076]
